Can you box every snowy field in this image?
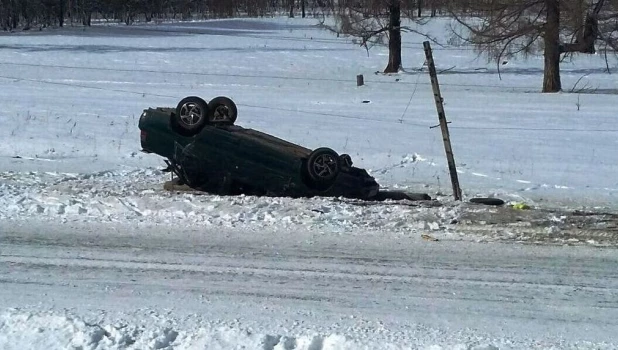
[1,17,618,349]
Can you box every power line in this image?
[398,61,426,123]
[100,24,475,51]
[1,73,614,133]
[237,103,428,126]
[449,125,618,132]
[0,74,178,99]
[0,74,427,126]
[0,61,539,90]
[0,61,357,84]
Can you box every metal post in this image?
[423,41,462,201]
[356,74,364,86]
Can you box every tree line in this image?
[448,0,618,92]
[0,0,450,30]
[2,0,617,93]
[0,0,303,29]
[328,0,618,92]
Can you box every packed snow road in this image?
[1,220,617,349]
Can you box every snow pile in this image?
[0,169,458,235]
[2,168,616,245]
[2,310,609,350]
[0,311,460,350]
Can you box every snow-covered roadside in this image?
[0,309,391,350]
[0,168,456,233]
[0,310,503,350]
[2,168,617,246]
[1,309,612,350]
[2,220,617,350]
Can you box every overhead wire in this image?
[0,69,614,133]
[0,74,427,126]
[88,24,477,51]
[398,60,427,123]
[0,61,540,91]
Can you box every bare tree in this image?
[326,0,447,73]
[384,0,402,72]
[449,0,617,93]
[58,0,63,26]
[2,0,420,31]
[328,1,404,73]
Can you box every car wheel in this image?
[208,96,238,125]
[174,96,209,134]
[340,154,353,170]
[306,147,340,185]
[469,197,505,206]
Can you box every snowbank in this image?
[2,310,603,350]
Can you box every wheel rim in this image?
[211,105,230,122]
[312,154,338,178]
[179,102,203,125]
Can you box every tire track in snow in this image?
[1,222,618,348]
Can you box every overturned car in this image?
[139,96,381,199]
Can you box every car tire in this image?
[340,154,353,171]
[208,96,238,125]
[306,147,340,186]
[174,96,209,134]
[469,197,505,206]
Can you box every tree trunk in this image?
[11,0,18,29]
[384,1,402,73]
[289,0,294,18]
[417,0,421,17]
[301,0,305,18]
[543,0,561,92]
[1,1,7,30]
[22,0,31,29]
[59,0,64,27]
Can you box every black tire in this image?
[340,154,353,170]
[306,147,340,185]
[469,197,505,206]
[174,96,209,134]
[372,191,432,201]
[208,96,238,125]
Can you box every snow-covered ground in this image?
[1,17,618,349]
[2,220,618,350]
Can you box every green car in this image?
[139,96,380,199]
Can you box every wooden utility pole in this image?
[423,41,462,201]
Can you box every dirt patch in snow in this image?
[454,204,618,246]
